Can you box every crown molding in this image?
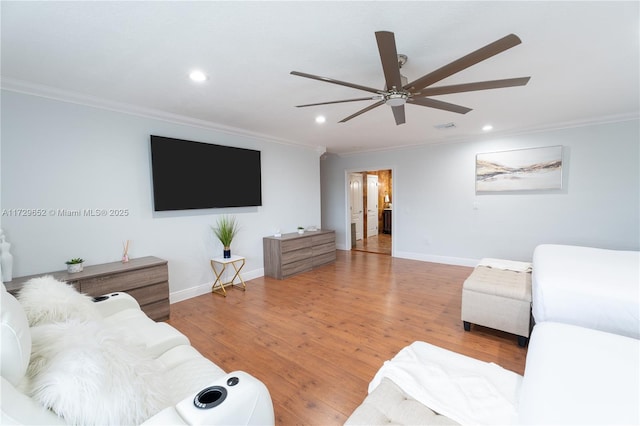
[336,112,640,157]
[3,77,636,158]
[0,77,315,152]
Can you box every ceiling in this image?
[1,1,638,155]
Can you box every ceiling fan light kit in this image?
[291,31,530,125]
[384,92,407,107]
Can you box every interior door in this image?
[349,173,364,241]
[366,175,379,238]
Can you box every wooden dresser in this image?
[5,256,170,321]
[263,230,336,279]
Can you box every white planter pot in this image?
[67,263,83,273]
[297,230,304,235]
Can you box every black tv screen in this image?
[150,135,262,211]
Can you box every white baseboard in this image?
[342,246,478,267]
[392,250,479,267]
[169,267,265,304]
[169,253,476,304]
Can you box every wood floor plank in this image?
[168,250,527,425]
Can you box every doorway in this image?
[348,169,392,256]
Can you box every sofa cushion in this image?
[103,308,191,358]
[1,284,32,386]
[17,276,101,326]
[24,319,170,425]
[156,345,226,404]
[346,377,459,425]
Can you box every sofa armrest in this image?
[142,407,187,425]
[518,322,639,425]
[1,377,66,425]
[143,371,274,426]
[92,292,141,318]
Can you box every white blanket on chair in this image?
[368,341,522,426]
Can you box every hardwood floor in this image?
[352,233,391,255]
[168,250,527,425]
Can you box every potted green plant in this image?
[65,258,84,273]
[212,215,239,258]
[297,226,305,235]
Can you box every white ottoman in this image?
[461,259,532,346]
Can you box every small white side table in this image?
[210,255,246,297]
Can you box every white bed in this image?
[532,244,640,339]
[518,321,640,425]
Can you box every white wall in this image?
[1,90,322,301]
[321,119,640,264]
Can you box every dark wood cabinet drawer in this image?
[313,251,336,267]
[142,299,170,322]
[263,230,336,279]
[80,265,167,296]
[313,241,335,256]
[282,258,313,278]
[126,281,169,307]
[8,257,170,322]
[282,247,313,265]
[281,237,312,252]
[312,233,335,246]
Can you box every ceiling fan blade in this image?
[404,34,523,92]
[413,77,531,97]
[407,97,472,114]
[391,105,406,125]
[291,71,382,94]
[296,97,380,108]
[339,100,385,123]
[375,31,403,90]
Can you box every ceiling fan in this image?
[290,32,530,125]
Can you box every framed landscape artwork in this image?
[476,146,563,192]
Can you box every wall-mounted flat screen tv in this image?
[150,135,262,211]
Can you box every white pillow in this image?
[24,319,169,425]
[17,275,101,326]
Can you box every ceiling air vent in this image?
[434,122,456,129]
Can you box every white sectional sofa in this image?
[347,244,640,425]
[1,277,274,425]
[532,244,640,338]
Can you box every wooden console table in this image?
[5,256,170,321]
[263,230,336,279]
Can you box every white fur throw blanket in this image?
[17,276,169,425]
[369,341,522,425]
[18,275,101,326]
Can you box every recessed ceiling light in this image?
[189,70,207,82]
[482,124,493,131]
[315,115,326,124]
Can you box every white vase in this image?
[1,241,13,282]
[67,263,83,273]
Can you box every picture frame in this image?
[476,145,563,192]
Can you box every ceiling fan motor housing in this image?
[385,92,408,106]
